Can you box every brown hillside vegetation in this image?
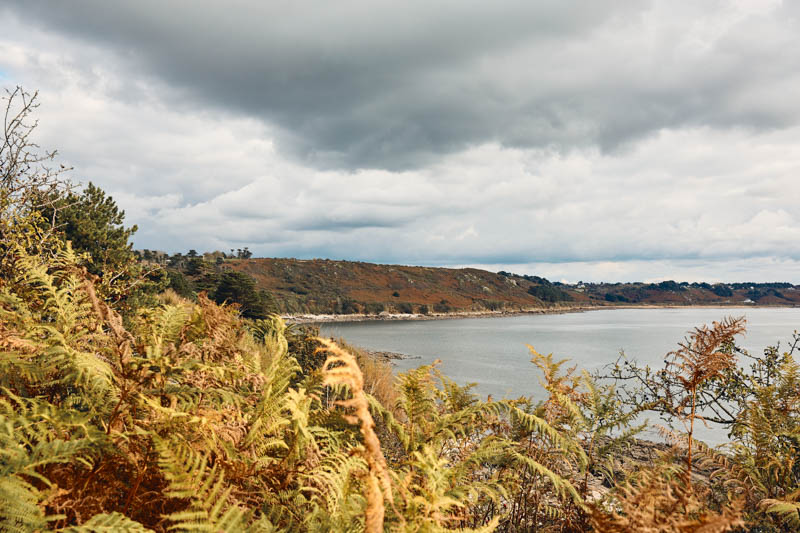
[215,258,800,315]
[229,258,554,314]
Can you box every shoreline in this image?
[283,302,799,324]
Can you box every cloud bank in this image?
[1,0,799,281]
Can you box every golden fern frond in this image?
[0,393,97,478]
[394,363,438,449]
[43,341,117,406]
[589,465,743,533]
[300,447,368,523]
[247,316,289,359]
[137,303,191,357]
[670,316,745,400]
[0,393,99,532]
[318,338,394,533]
[62,512,154,532]
[154,437,251,532]
[15,245,97,340]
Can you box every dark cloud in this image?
[3,1,800,282]
[8,1,798,170]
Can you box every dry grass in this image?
[157,288,190,306]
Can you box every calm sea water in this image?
[321,308,800,443]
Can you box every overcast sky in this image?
[2,1,800,282]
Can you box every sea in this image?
[321,307,800,444]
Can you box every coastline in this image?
[283,302,799,324]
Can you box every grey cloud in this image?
[10,1,799,170]
[3,2,800,283]
[291,212,416,232]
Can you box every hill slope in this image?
[229,258,553,314]
[213,258,800,315]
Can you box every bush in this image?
[365,302,386,315]
[528,284,573,303]
[433,299,451,313]
[396,302,414,314]
[712,284,734,297]
[213,270,276,319]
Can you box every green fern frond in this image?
[509,450,583,506]
[761,492,800,528]
[506,403,587,466]
[63,512,154,532]
[300,447,368,519]
[0,476,47,533]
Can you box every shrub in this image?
[528,284,573,303]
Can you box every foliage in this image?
[166,270,194,299]
[608,317,752,428]
[213,271,276,319]
[36,182,137,276]
[4,86,799,530]
[6,235,800,532]
[0,240,584,532]
[32,182,167,316]
[527,284,573,303]
[0,91,166,316]
[588,462,743,533]
[609,320,800,531]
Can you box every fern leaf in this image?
[63,512,154,532]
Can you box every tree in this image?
[35,182,167,315]
[38,182,137,276]
[1,86,71,220]
[166,269,194,298]
[213,271,275,319]
[1,87,73,277]
[236,247,253,259]
[528,284,573,303]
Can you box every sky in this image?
[2,0,800,283]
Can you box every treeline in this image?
[499,271,574,303]
[591,279,798,304]
[148,253,279,319]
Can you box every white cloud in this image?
[1,2,799,282]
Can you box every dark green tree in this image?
[39,182,137,276]
[213,271,275,319]
[37,182,166,315]
[528,284,573,303]
[166,269,194,298]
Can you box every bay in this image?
[321,307,800,443]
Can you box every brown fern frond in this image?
[588,466,744,533]
[669,317,746,400]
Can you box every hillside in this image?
[158,254,800,315]
[228,258,551,314]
